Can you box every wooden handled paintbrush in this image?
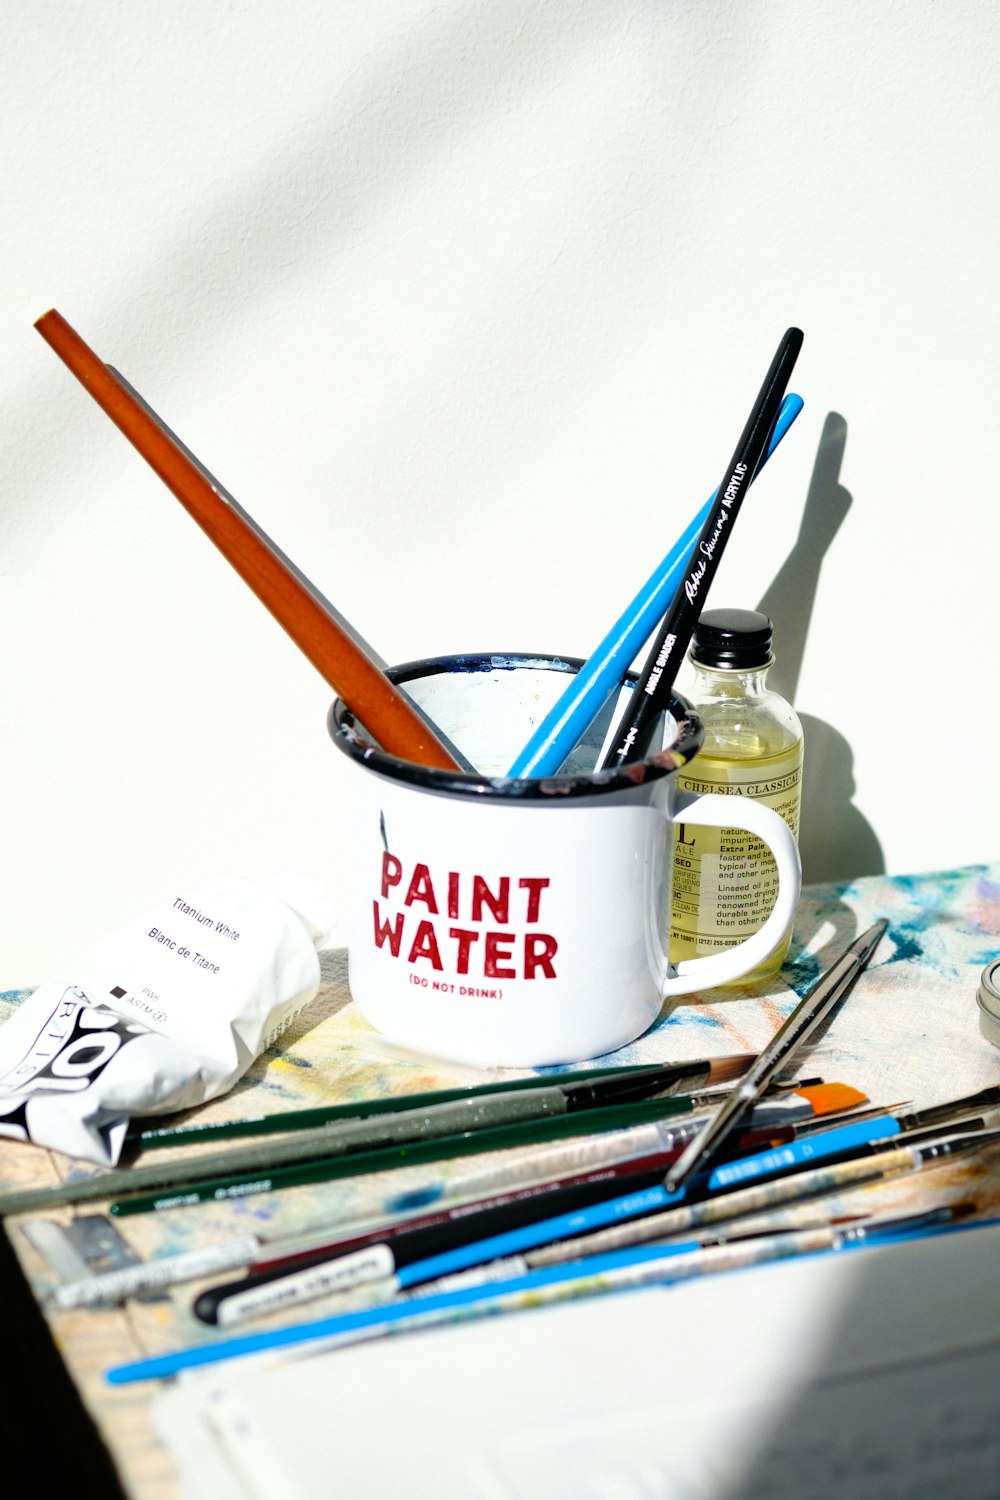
[34,308,465,771]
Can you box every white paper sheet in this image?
[152,1217,1000,1499]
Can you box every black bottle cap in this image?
[690,608,773,669]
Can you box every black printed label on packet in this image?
[0,1096,30,1140]
[0,989,150,1102]
[25,1005,145,1093]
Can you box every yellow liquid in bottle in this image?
[670,739,802,978]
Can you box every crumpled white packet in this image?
[0,872,334,1164]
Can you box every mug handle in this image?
[659,790,802,996]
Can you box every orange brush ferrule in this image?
[792,1082,868,1116]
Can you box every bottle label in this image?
[670,748,802,966]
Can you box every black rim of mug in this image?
[327,652,704,801]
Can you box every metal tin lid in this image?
[976,959,1000,1048]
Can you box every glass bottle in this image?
[669,608,803,979]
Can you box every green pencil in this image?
[106,1093,731,1218]
[0,1060,751,1220]
[126,1054,753,1151]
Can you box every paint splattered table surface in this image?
[2,862,1000,1499]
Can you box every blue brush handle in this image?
[505,393,804,778]
[104,1241,706,1384]
[108,1115,981,1387]
[395,1112,889,1288]
[105,1204,993,1385]
[706,1115,895,1189]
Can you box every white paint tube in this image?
[0,872,333,1165]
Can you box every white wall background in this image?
[2,0,998,983]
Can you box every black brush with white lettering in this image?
[601,327,803,769]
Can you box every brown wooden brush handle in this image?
[35,308,461,771]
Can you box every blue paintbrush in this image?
[506,390,803,777]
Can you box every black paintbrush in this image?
[600,327,803,768]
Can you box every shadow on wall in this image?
[757,412,884,886]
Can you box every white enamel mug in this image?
[328,653,801,1067]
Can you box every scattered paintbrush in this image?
[313,1113,899,1296]
[248,1080,863,1266]
[40,1080,866,1311]
[104,1194,994,1385]
[526,1126,1000,1268]
[419,1202,974,1304]
[743,1081,864,1127]
[880,1084,1000,1135]
[103,1091,753,1220]
[188,1083,866,1328]
[241,1080,861,1270]
[664,919,888,1192]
